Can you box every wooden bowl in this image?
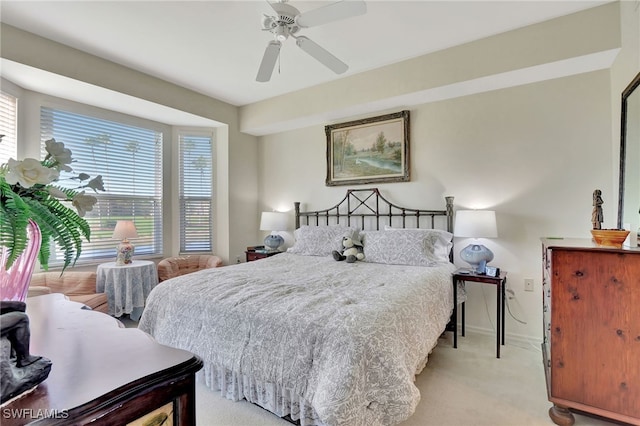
[590,229,630,248]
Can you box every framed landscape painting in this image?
[325,110,410,186]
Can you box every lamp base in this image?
[115,239,135,266]
[460,244,494,274]
[264,234,284,252]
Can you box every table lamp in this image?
[454,210,498,274]
[112,220,139,266]
[260,212,288,252]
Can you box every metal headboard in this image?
[294,188,454,232]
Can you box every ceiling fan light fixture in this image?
[274,25,289,42]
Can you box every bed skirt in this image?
[199,361,323,426]
[198,349,433,426]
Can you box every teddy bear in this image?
[332,236,365,263]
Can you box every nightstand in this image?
[452,269,507,358]
[245,246,281,262]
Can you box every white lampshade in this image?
[260,212,288,232]
[454,210,498,238]
[112,221,138,266]
[112,220,139,241]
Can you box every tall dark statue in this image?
[592,189,603,230]
[0,301,52,404]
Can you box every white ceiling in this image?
[1,0,611,112]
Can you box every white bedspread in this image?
[139,253,455,426]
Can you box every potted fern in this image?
[0,137,104,300]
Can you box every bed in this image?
[139,188,458,426]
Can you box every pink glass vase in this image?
[0,220,42,302]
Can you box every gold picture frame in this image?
[325,110,410,186]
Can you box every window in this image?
[0,90,18,163]
[179,132,213,253]
[40,107,163,265]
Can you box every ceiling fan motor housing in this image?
[262,2,300,37]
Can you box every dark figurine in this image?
[1,301,42,368]
[592,189,603,230]
[0,301,52,404]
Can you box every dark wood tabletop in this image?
[452,269,507,284]
[2,293,202,425]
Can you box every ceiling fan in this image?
[256,0,367,82]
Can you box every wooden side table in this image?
[452,269,507,358]
[245,246,281,262]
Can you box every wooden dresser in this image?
[2,294,202,425]
[541,238,640,425]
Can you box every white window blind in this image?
[40,107,163,265]
[179,133,213,253]
[0,91,18,163]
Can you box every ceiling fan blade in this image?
[296,0,366,28]
[296,36,348,75]
[256,40,281,82]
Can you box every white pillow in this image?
[361,229,451,266]
[287,225,359,256]
[383,226,453,262]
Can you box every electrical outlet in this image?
[524,278,534,292]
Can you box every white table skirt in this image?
[96,260,158,320]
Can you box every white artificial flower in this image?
[71,191,97,217]
[5,158,59,188]
[0,137,107,272]
[85,175,105,192]
[44,139,73,172]
[48,187,68,199]
[71,191,98,217]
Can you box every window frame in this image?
[0,87,19,164]
[37,98,171,267]
[176,128,216,255]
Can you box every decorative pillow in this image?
[383,226,453,262]
[287,225,359,256]
[361,229,452,266]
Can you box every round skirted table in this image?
[96,260,158,321]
